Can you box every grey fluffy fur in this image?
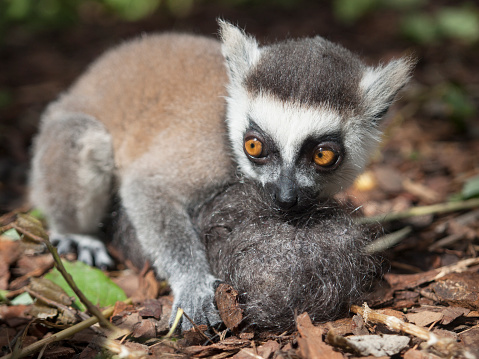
[245,37,363,110]
[109,181,377,331]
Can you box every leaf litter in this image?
[1,194,479,358]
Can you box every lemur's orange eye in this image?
[313,148,338,167]
[244,138,263,158]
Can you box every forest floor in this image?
[1,1,479,358]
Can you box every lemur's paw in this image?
[50,232,114,269]
[170,279,223,332]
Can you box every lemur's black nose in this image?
[274,175,298,210]
[276,195,298,210]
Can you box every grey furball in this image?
[108,181,377,331]
[196,181,377,331]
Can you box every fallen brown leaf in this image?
[406,311,444,327]
[458,327,479,347]
[297,312,344,359]
[0,240,22,290]
[215,282,243,330]
[182,337,250,357]
[257,340,281,358]
[403,348,442,359]
[429,272,479,309]
[138,298,162,319]
[316,318,354,336]
[138,268,161,300]
[441,306,470,325]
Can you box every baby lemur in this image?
[30,20,413,331]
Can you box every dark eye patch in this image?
[245,118,279,164]
[299,133,343,155]
[297,133,344,167]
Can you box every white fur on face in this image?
[226,90,342,178]
[249,94,343,163]
[225,88,383,197]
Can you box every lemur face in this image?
[219,20,414,210]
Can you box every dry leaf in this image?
[458,327,479,348]
[297,312,344,359]
[257,340,280,358]
[138,298,162,319]
[343,334,410,357]
[0,240,22,290]
[317,318,354,336]
[430,272,479,309]
[215,282,243,330]
[406,311,444,327]
[403,348,442,359]
[441,307,469,325]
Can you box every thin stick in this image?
[351,303,465,356]
[355,197,479,225]
[0,298,132,359]
[11,221,115,331]
[165,307,183,338]
[364,226,412,254]
[99,338,148,358]
[183,311,215,345]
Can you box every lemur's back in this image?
[43,33,233,194]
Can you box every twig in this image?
[432,257,479,281]
[428,209,479,251]
[183,311,215,345]
[428,232,465,251]
[165,307,183,338]
[24,287,79,319]
[11,219,116,331]
[356,197,479,225]
[351,303,467,357]
[0,298,132,359]
[364,226,412,254]
[98,338,148,358]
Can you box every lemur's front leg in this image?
[120,172,222,331]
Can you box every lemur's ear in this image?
[218,19,260,84]
[360,56,415,123]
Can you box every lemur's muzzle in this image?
[265,172,319,212]
[271,174,298,210]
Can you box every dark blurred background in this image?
[1,0,478,212]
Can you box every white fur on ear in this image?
[218,19,261,84]
[360,56,415,121]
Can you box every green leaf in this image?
[382,0,426,11]
[10,292,34,305]
[1,228,21,240]
[0,290,9,303]
[28,208,45,221]
[401,13,438,44]
[5,0,31,21]
[104,0,160,21]
[442,84,476,129]
[436,6,479,43]
[462,175,479,199]
[333,0,378,24]
[44,261,127,311]
[166,0,194,17]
